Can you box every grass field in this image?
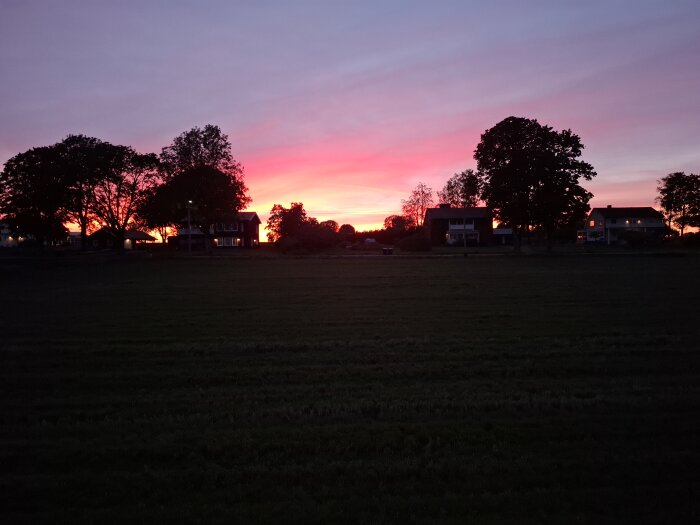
[2,253,700,523]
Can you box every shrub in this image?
[396,233,432,252]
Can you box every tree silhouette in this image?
[657,172,700,236]
[59,135,124,249]
[158,166,251,244]
[92,147,159,249]
[401,182,433,227]
[437,169,481,208]
[160,124,244,180]
[475,116,596,250]
[266,202,312,242]
[0,145,69,244]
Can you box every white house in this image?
[581,206,666,243]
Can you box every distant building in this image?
[0,223,16,247]
[172,212,261,250]
[424,205,493,246]
[88,228,157,250]
[580,206,666,243]
[210,212,261,248]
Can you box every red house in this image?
[209,212,261,248]
[424,205,493,246]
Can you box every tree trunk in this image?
[513,227,522,253]
[80,221,88,251]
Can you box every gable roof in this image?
[238,211,261,223]
[425,207,492,221]
[591,207,663,219]
[89,227,156,241]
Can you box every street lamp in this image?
[187,200,193,254]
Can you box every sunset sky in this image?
[1,1,699,233]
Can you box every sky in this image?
[1,0,699,233]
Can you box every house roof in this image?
[425,207,492,221]
[89,227,156,241]
[238,211,261,223]
[125,230,156,241]
[591,207,663,219]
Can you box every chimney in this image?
[607,205,612,208]
[439,203,451,209]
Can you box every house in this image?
[581,206,666,243]
[210,212,261,248]
[0,223,17,247]
[171,212,261,250]
[88,227,156,250]
[424,205,493,246]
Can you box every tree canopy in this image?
[401,182,434,227]
[475,116,596,249]
[156,165,251,236]
[657,172,700,236]
[437,169,481,208]
[160,124,243,179]
[0,145,69,243]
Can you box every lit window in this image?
[589,220,595,227]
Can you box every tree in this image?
[474,116,596,250]
[437,169,481,208]
[319,220,339,233]
[383,214,411,231]
[92,147,159,248]
[136,185,178,243]
[401,182,434,227]
[59,135,119,249]
[338,224,355,235]
[160,124,243,179]
[657,172,700,236]
[158,165,251,243]
[0,145,69,244]
[266,202,312,242]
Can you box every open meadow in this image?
[2,253,700,523]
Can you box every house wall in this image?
[427,217,493,246]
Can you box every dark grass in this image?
[1,254,700,523]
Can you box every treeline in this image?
[0,125,250,249]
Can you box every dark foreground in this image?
[1,254,699,523]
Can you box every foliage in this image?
[475,116,596,250]
[656,172,700,236]
[160,124,242,179]
[158,166,251,236]
[383,214,411,232]
[338,223,356,236]
[0,145,69,243]
[59,135,119,248]
[395,232,432,252]
[266,202,313,243]
[319,219,339,233]
[92,147,160,245]
[401,182,434,227]
[437,169,481,207]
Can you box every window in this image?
[610,219,617,224]
[589,220,595,227]
[449,218,464,225]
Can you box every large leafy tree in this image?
[160,124,243,179]
[401,182,434,227]
[159,165,250,239]
[657,172,700,236]
[266,202,315,242]
[437,169,481,208]
[0,145,69,244]
[92,147,160,247]
[475,116,596,250]
[157,125,250,239]
[59,135,117,249]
